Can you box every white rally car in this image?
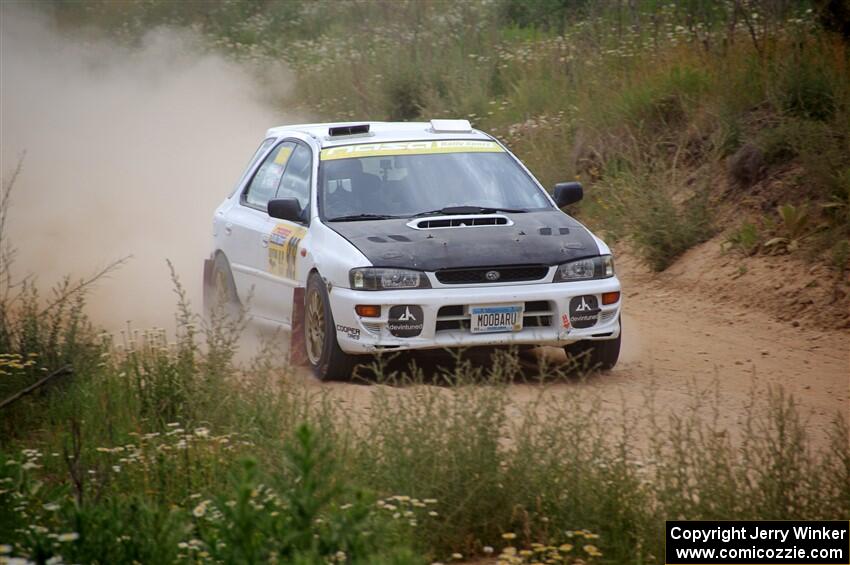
[204,120,622,380]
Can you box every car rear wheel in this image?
[304,273,358,381]
[564,318,621,372]
[205,253,241,320]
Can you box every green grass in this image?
[0,263,848,564]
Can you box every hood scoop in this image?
[407,214,512,230]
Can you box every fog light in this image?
[355,305,381,318]
[602,291,620,305]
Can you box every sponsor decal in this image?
[562,313,571,330]
[336,324,361,341]
[485,270,501,281]
[569,295,600,329]
[387,305,424,337]
[320,140,504,161]
[273,145,294,165]
[268,223,307,279]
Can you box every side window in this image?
[243,142,295,209]
[276,143,312,215]
[229,137,275,197]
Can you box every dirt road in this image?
[287,253,849,447]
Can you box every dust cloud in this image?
[0,4,296,331]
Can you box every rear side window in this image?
[230,137,275,197]
[244,142,295,209]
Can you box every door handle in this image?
[224,222,233,236]
[261,235,269,248]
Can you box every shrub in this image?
[764,203,817,253]
[725,221,762,256]
[631,188,714,270]
[775,55,838,121]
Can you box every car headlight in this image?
[554,255,614,282]
[349,268,431,290]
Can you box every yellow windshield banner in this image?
[320,140,504,161]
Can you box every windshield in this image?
[319,141,552,220]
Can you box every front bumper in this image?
[328,277,622,354]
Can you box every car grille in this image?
[435,301,553,332]
[435,265,549,285]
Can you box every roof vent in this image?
[429,119,472,133]
[328,124,370,137]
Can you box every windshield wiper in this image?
[411,206,528,217]
[326,213,400,222]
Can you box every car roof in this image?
[265,121,493,148]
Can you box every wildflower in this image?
[558,544,573,552]
[0,545,11,554]
[428,511,439,517]
[502,532,517,540]
[57,532,79,542]
[424,498,438,504]
[42,503,60,512]
[193,500,209,517]
[583,544,602,557]
[483,546,494,554]
[451,553,463,560]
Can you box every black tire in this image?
[204,253,241,319]
[564,318,622,372]
[304,273,358,381]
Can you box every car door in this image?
[221,141,295,320]
[262,141,313,325]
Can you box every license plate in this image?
[469,304,524,334]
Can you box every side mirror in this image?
[267,198,302,222]
[553,182,583,207]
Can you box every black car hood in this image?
[326,210,600,271]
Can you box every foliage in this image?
[725,221,762,256]
[764,203,817,253]
[1,262,847,563]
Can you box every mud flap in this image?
[202,257,214,312]
[289,287,308,366]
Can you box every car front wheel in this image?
[564,318,621,372]
[304,273,358,381]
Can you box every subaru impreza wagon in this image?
[204,120,622,380]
